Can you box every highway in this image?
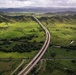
[18,15,51,75]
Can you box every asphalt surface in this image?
[17,15,51,75]
[11,60,25,75]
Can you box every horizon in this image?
[0,6,76,10]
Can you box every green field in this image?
[44,47,76,58]
[0,15,45,74]
[0,14,76,75]
[0,59,31,75]
[0,51,38,58]
[35,15,76,75]
[34,60,76,75]
[0,60,22,75]
[38,15,76,58]
[0,15,45,58]
[0,21,44,41]
[38,15,76,46]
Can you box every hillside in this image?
[0,13,76,75]
[0,14,34,23]
[38,15,76,23]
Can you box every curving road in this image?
[18,15,51,75]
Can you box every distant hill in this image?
[56,11,76,14]
[0,12,76,23]
[38,14,76,23]
[0,13,34,23]
[0,7,76,13]
[45,11,76,15]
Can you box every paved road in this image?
[17,15,51,75]
[11,60,25,75]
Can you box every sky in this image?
[0,0,76,8]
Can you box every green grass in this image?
[0,21,41,39]
[35,60,76,75]
[0,60,22,75]
[0,51,38,58]
[36,15,76,75]
[39,16,76,46]
[59,60,76,70]
[44,47,76,58]
[0,21,45,42]
[0,19,45,58]
[49,23,76,45]
[39,15,76,59]
[0,15,76,75]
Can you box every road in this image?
[18,15,51,75]
[11,60,25,75]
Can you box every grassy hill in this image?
[38,15,76,46]
[0,13,76,75]
[0,14,45,58]
[0,13,45,75]
[33,14,76,75]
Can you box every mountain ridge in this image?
[0,7,76,13]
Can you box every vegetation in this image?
[44,47,76,58]
[38,14,76,58]
[0,60,22,75]
[34,14,76,75]
[0,14,45,74]
[33,60,76,75]
[38,15,76,46]
[0,13,76,75]
[0,14,45,58]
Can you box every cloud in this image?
[0,0,76,8]
[15,0,29,1]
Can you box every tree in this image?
[71,60,76,63]
[65,69,74,75]
[51,53,56,61]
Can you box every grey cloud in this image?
[14,0,29,1]
[0,0,76,8]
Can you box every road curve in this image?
[18,15,51,75]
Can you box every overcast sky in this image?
[0,0,76,8]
